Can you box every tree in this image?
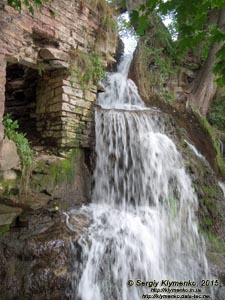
[126,0,225,115]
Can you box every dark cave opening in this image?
[4,63,41,144]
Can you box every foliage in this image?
[198,113,225,176]
[214,43,225,88]
[3,114,33,168]
[208,95,225,131]
[70,50,105,91]
[7,0,48,13]
[3,114,33,192]
[139,35,176,103]
[128,0,225,87]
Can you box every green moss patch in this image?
[31,149,82,195]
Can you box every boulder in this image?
[0,140,20,172]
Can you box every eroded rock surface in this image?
[0,208,89,300]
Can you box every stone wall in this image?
[36,69,96,148]
[0,55,6,141]
[0,0,117,148]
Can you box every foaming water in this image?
[219,181,225,197]
[184,139,206,162]
[97,55,145,110]
[70,55,214,300]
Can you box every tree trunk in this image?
[186,8,225,115]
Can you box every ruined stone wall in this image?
[0,0,117,148]
[36,69,95,148]
[0,55,6,141]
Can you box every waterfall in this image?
[71,55,214,300]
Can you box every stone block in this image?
[82,109,91,117]
[54,86,64,97]
[84,91,97,102]
[81,116,92,122]
[62,86,76,96]
[48,102,62,113]
[73,107,84,115]
[49,60,70,69]
[62,102,74,113]
[47,95,64,105]
[62,94,70,103]
[0,140,20,171]
[0,204,22,226]
[70,98,92,109]
[39,48,70,62]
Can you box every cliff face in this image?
[0,0,118,202]
[0,2,118,298]
[0,0,117,148]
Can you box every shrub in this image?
[3,114,33,193]
[70,50,105,91]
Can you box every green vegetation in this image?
[138,36,176,104]
[0,225,10,239]
[129,0,225,88]
[0,225,10,234]
[70,50,105,91]
[3,114,33,192]
[7,0,49,13]
[50,151,78,185]
[198,114,225,176]
[3,114,33,169]
[37,62,46,76]
[208,95,225,131]
[207,232,225,253]
[31,149,81,195]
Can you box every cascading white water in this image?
[71,55,214,300]
[219,181,225,197]
[184,139,207,162]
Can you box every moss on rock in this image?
[31,148,82,195]
[197,114,225,177]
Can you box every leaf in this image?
[211,26,225,43]
[130,10,139,27]
[121,0,126,10]
[137,14,149,36]
[146,0,158,10]
[216,44,225,59]
[139,4,146,12]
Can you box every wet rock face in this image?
[0,209,88,300]
[163,110,225,286]
[0,146,93,299]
